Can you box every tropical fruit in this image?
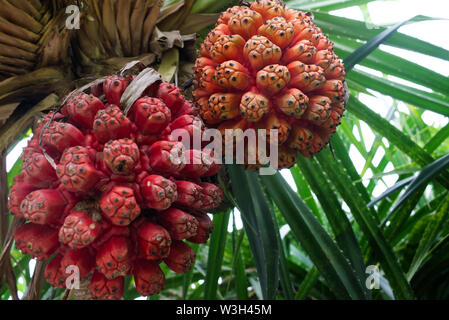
[9,70,223,300]
[194,0,346,170]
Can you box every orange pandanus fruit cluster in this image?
[194,0,346,169]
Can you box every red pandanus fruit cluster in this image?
[9,73,223,300]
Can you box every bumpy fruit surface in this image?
[14,223,59,260]
[103,139,140,175]
[9,73,225,299]
[187,211,214,244]
[133,259,165,296]
[148,141,186,174]
[180,150,211,178]
[21,148,57,188]
[61,248,95,279]
[157,208,199,241]
[96,236,133,280]
[140,175,178,211]
[136,221,172,260]
[175,181,203,209]
[93,105,133,143]
[8,177,37,218]
[100,186,141,226]
[103,76,133,107]
[41,122,85,154]
[199,183,225,211]
[90,271,125,300]
[131,97,172,135]
[194,1,346,169]
[164,241,196,274]
[19,189,68,225]
[44,253,67,288]
[56,147,104,193]
[58,210,101,249]
[63,93,104,129]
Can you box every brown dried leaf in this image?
[10,0,42,21]
[0,16,40,43]
[157,0,194,31]
[0,149,8,243]
[116,0,133,56]
[130,0,150,56]
[157,0,185,23]
[102,0,122,56]
[0,56,34,69]
[122,68,162,115]
[142,1,162,53]
[0,94,59,152]
[0,102,19,124]
[150,27,196,56]
[24,260,48,300]
[0,218,24,266]
[0,217,24,300]
[0,0,43,34]
[119,60,148,76]
[3,259,19,300]
[0,31,39,52]
[0,67,67,98]
[37,12,72,68]
[78,53,156,78]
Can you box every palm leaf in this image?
[260,173,368,299]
